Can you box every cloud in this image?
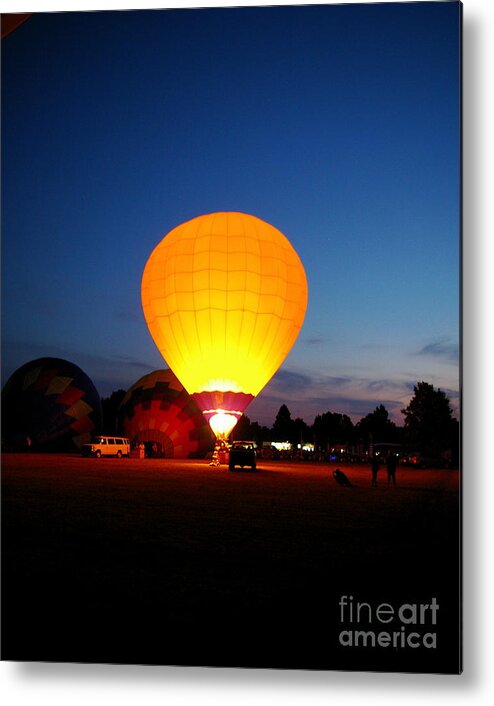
[111,354,156,370]
[366,379,414,394]
[303,336,328,346]
[270,369,313,391]
[249,362,462,428]
[245,365,416,426]
[264,369,355,399]
[417,339,459,362]
[86,354,162,396]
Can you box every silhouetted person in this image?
[371,456,380,486]
[209,440,221,467]
[386,453,398,485]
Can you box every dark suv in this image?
[229,441,257,472]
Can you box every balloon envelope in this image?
[141,212,308,438]
[118,369,214,458]
[1,357,102,451]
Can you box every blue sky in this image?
[1,2,461,426]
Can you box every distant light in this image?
[272,441,292,452]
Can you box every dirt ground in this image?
[1,453,461,673]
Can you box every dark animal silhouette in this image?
[333,468,353,487]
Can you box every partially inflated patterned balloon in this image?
[118,369,214,458]
[1,357,102,450]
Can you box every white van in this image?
[81,436,130,458]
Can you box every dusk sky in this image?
[1,1,461,427]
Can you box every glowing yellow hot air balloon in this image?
[141,212,308,439]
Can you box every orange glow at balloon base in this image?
[207,410,240,440]
[192,389,254,439]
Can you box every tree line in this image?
[101,381,459,467]
[230,382,459,466]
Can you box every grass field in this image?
[1,453,461,673]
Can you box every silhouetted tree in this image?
[401,382,458,461]
[101,389,126,435]
[312,411,354,449]
[354,404,398,444]
[231,415,271,446]
[293,417,311,446]
[448,418,460,467]
[249,421,272,446]
[272,404,294,441]
[269,406,311,446]
[231,414,252,440]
